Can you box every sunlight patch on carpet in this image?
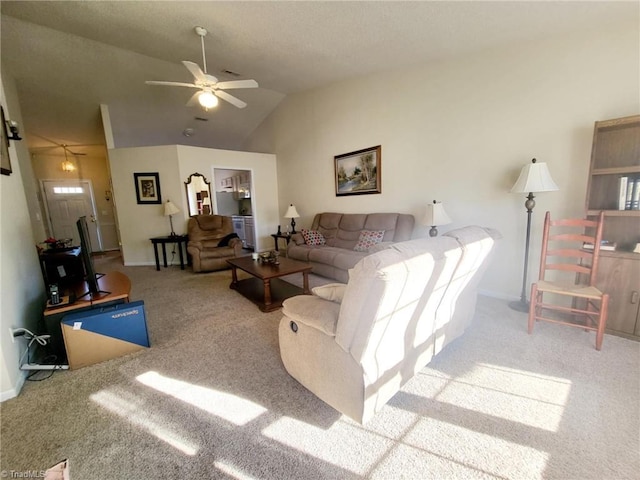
[214,460,260,480]
[90,389,198,455]
[262,416,393,475]
[435,362,571,432]
[136,371,267,426]
[397,416,550,479]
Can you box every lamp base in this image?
[508,300,530,313]
[429,226,438,237]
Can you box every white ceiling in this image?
[1,1,636,156]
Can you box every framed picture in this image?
[134,172,162,204]
[1,106,12,176]
[334,145,381,196]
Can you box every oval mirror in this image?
[185,173,212,216]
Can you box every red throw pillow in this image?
[301,229,326,246]
[353,230,385,252]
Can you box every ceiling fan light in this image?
[198,91,218,109]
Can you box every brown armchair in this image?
[187,215,243,272]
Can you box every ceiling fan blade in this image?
[215,90,247,109]
[182,61,210,83]
[146,80,198,89]
[186,91,201,107]
[216,79,258,90]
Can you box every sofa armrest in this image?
[187,241,203,251]
[282,295,341,336]
[291,233,305,245]
[368,241,395,253]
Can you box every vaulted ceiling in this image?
[1,1,635,156]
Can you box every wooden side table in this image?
[271,233,292,252]
[150,235,189,270]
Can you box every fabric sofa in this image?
[279,226,500,424]
[287,212,415,282]
[187,215,243,272]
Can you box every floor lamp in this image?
[509,158,559,312]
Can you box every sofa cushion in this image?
[301,229,326,246]
[353,230,385,252]
[312,283,347,303]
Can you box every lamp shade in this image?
[202,197,211,206]
[163,200,180,216]
[511,158,559,193]
[284,204,300,218]
[422,200,452,227]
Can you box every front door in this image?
[41,179,102,251]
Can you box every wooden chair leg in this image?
[595,294,609,351]
[528,284,538,334]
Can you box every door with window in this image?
[41,180,102,251]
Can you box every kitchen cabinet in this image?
[244,217,255,249]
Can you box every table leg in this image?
[230,266,238,288]
[302,271,310,294]
[178,241,185,270]
[274,237,279,251]
[161,244,168,268]
[264,279,272,307]
[153,243,160,271]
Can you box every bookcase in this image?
[584,114,640,339]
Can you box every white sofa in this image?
[279,226,500,424]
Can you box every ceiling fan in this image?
[146,26,258,109]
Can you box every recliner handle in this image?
[290,321,298,333]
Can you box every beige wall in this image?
[0,74,46,400]
[176,145,278,251]
[108,145,277,266]
[245,23,639,299]
[30,149,119,250]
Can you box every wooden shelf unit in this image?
[584,115,640,339]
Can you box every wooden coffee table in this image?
[227,256,312,312]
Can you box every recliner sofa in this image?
[287,212,415,282]
[187,215,243,272]
[279,226,500,424]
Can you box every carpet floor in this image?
[1,253,638,479]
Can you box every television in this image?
[76,216,107,298]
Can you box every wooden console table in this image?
[43,271,131,316]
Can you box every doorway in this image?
[41,179,103,251]
[212,168,255,249]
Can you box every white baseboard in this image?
[0,370,27,402]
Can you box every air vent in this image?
[194,117,208,122]
[222,69,241,77]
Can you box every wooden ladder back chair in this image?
[528,211,609,350]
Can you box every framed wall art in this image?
[134,172,162,204]
[334,145,381,196]
[1,106,12,176]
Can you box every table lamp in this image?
[163,200,180,237]
[284,204,300,234]
[423,200,452,237]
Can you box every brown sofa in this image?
[187,215,243,272]
[287,212,415,282]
